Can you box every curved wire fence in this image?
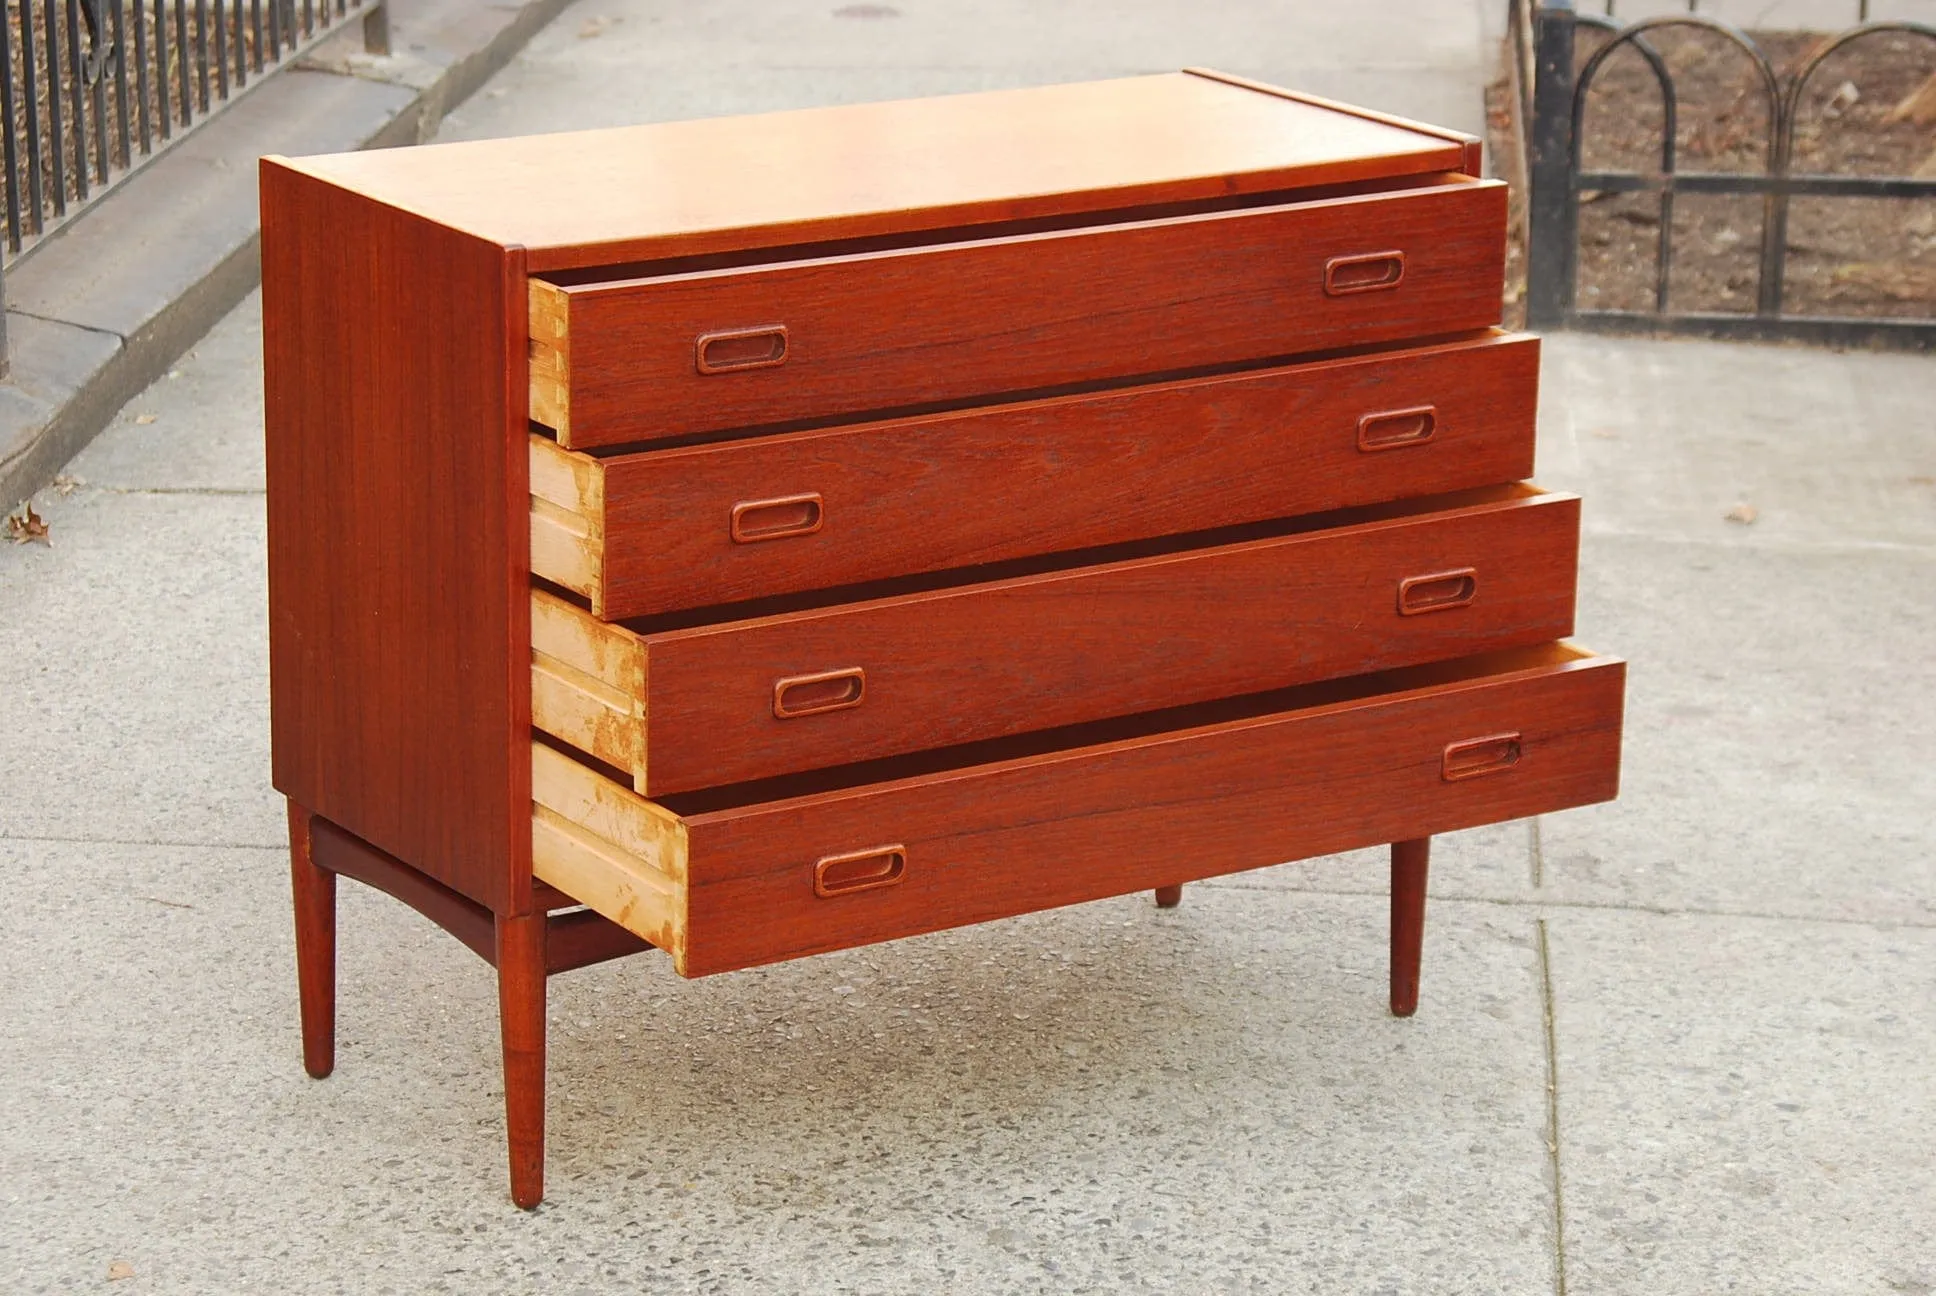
[1516,0,1936,348]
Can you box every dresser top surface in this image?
[271,70,1470,272]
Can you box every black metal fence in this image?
[1516,0,1936,348]
[2,0,386,267]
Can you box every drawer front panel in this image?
[640,489,1580,793]
[536,177,1506,448]
[546,332,1538,619]
[671,649,1624,975]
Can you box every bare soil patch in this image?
[1494,25,1936,322]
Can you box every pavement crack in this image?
[1194,877,1936,930]
[1530,816,1546,890]
[6,308,125,341]
[71,484,266,497]
[1537,917,1570,1296]
[2,832,283,852]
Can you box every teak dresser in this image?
[261,70,1624,1208]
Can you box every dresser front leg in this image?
[496,911,548,1209]
[1389,836,1431,1017]
[1153,884,1183,908]
[288,801,336,1079]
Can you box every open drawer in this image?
[531,642,1625,977]
[527,175,1506,449]
[532,483,1581,795]
[529,331,1541,620]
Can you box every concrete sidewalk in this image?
[4,2,1934,1293]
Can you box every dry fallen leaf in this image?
[53,473,84,495]
[1724,503,1759,525]
[5,503,50,545]
[133,413,158,425]
[107,1260,135,1281]
[1886,69,1936,127]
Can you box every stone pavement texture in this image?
[3,2,1933,1293]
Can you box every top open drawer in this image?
[529,175,1506,449]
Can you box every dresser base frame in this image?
[285,799,1432,1209]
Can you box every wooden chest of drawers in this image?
[261,69,1623,1209]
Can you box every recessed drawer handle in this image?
[1323,250,1406,296]
[1358,405,1438,451]
[696,325,789,374]
[1441,732,1523,781]
[773,667,866,719]
[814,844,908,898]
[1397,567,1478,615]
[731,493,824,543]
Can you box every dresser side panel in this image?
[261,159,531,914]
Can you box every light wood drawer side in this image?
[530,587,646,790]
[529,433,606,614]
[531,740,688,968]
[529,280,573,439]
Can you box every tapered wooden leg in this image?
[496,911,547,1210]
[1153,884,1183,908]
[1390,836,1431,1018]
[288,801,336,1079]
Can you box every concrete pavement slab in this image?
[18,1,1932,1291]
[1541,535,1936,927]
[1,841,1561,1295]
[1535,334,1936,552]
[0,489,278,849]
[1545,908,1936,1296]
[434,0,1494,146]
[66,294,267,495]
[1201,820,1538,907]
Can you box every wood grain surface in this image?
[540,177,1506,447]
[272,72,1469,272]
[663,646,1623,975]
[261,160,532,914]
[608,488,1581,792]
[550,332,1539,618]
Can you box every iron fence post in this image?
[1526,0,1578,328]
[363,0,389,56]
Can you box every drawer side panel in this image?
[261,160,530,914]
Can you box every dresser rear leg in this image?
[1389,837,1431,1017]
[288,801,336,1079]
[496,911,548,1209]
[1153,884,1183,908]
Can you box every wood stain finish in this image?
[532,178,1507,447]
[531,331,1542,619]
[262,71,1620,1208]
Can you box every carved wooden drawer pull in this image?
[696,325,789,374]
[1323,250,1405,296]
[1397,567,1479,616]
[814,845,908,897]
[731,493,824,544]
[1441,732,1523,781]
[772,667,866,719]
[1358,405,1437,451]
